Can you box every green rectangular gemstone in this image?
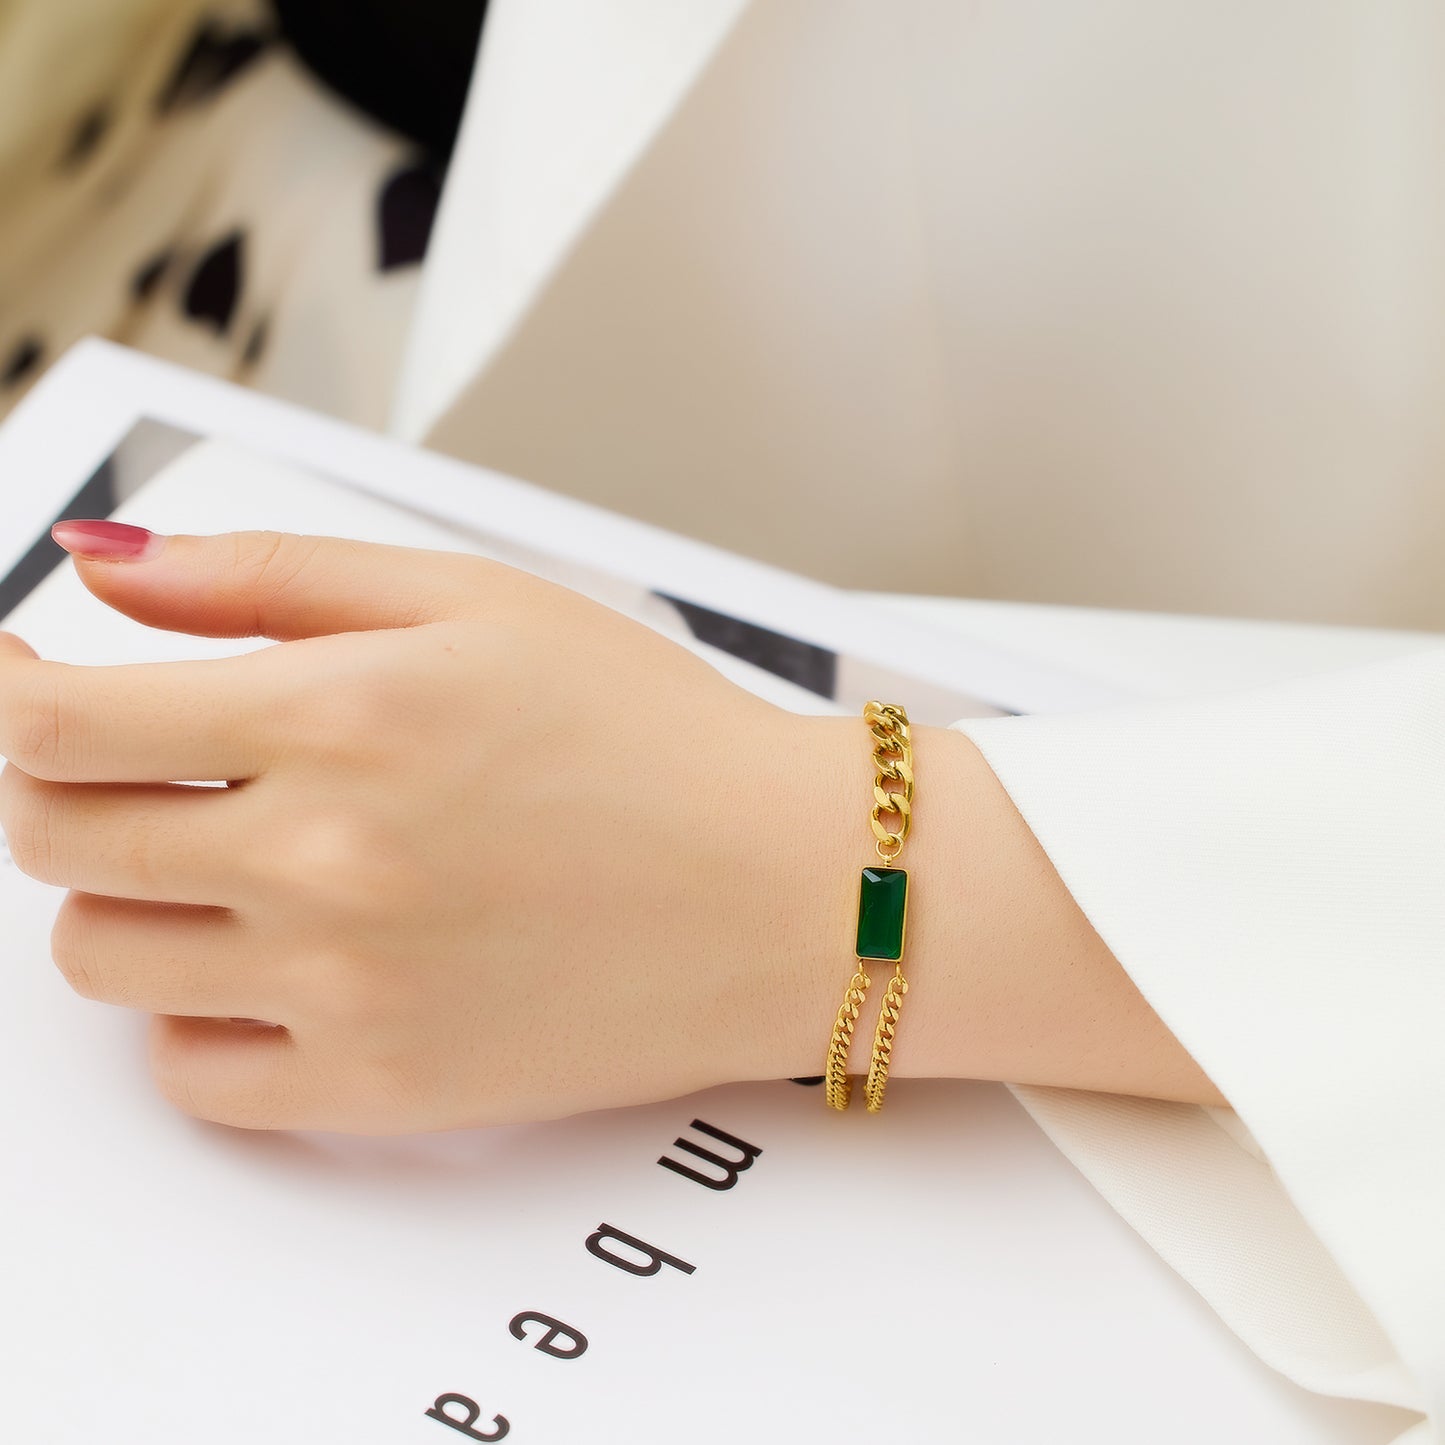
[856,866,908,961]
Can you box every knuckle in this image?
[147,1020,296,1130]
[304,946,400,1027]
[147,1041,200,1118]
[231,532,322,630]
[9,671,78,779]
[150,1051,236,1126]
[1,774,59,883]
[337,1046,428,1130]
[50,897,108,1001]
[291,1049,369,1131]
[299,677,397,759]
[305,645,444,757]
[0,762,20,843]
[255,810,397,913]
[294,1032,422,1131]
[234,530,309,591]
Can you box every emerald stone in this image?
[856,866,908,961]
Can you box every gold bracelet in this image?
[824,700,913,1112]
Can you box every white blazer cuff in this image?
[949,647,1445,1424]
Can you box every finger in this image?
[0,771,244,904]
[51,892,286,1020]
[148,1014,306,1130]
[53,523,500,641]
[0,632,39,663]
[0,648,276,782]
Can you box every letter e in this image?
[509,1312,589,1360]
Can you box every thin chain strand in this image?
[824,967,872,1110]
[864,967,909,1112]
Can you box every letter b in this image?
[585,1223,697,1278]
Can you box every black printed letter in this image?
[424,1393,510,1440]
[585,1224,697,1278]
[657,1118,762,1191]
[509,1312,589,1359]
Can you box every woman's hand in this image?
[0,522,1227,1131]
[0,525,862,1132]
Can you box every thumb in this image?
[50,522,484,640]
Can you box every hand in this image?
[0,524,862,1132]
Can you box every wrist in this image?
[756,712,865,1082]
[731,707,1229,1107]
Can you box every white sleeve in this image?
[948,646,1445,1437]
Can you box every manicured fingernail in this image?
[51,520,164,562]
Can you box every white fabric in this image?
[400,0,1445,629]
[948,647,1445,1432]
[880,593,1445,1433]
[396,8,1445,1438]
[391,0,750,440]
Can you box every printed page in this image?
[0,439,1396,1443]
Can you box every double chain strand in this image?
[824,701,914,1112]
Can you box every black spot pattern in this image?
[789,1076,826,1087]
[273,0,488,160]
[58,105,112,171]
[376,161,442,271]
[183,232,244,334]
[156,21,272,113]
[131,249,174,302]
[1,337,44,388]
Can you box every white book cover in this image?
[0,343,1401,1443]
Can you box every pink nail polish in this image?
[51,519,164,562]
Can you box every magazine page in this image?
[0,424,1397,1442]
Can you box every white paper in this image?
[0,349,1406,1443]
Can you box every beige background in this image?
[405,0,1445,631]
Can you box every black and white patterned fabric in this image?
[0,0,445,428]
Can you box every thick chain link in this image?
[866,701,913,862]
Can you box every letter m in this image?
[657,1119,762,1192]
